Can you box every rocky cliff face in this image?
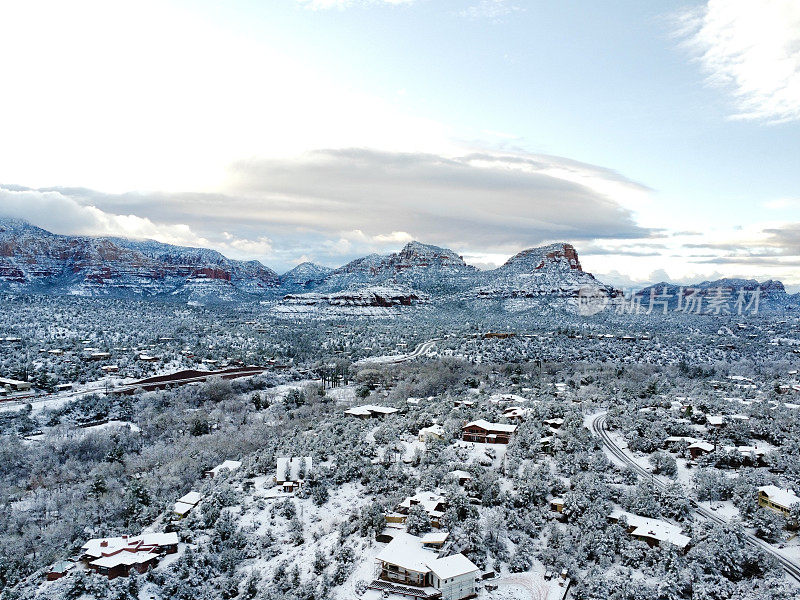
[317,241,478,293]
[475,242,621,299]
[0,218,279,298]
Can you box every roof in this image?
[688,441,715,452]
[427,553,480,579]
[81,532,179,559]
[419,425,445,437]
[706,415,726,426]
[399,491,446,514]
[610,510,690,549]
[90,550,158,569]
[375,532,434,573]
[420,531,449,544]
[345,404,399,416]
[173,501,195,516]
[375,532,479,579]
[177,491,201,505]
[208,460,242,474]
[758,485,800,507]
[449,469,472,480]
[463,419,517,434]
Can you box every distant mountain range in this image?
[0,217,796,311]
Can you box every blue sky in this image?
[0,0,798,288]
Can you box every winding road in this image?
[355,338,439,366]
[588,412,800,585]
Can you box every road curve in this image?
[355,338,439,366]
[589,412,800,585]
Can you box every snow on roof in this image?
[399,491,446,514]
[664,436,698,444]
[420,531,449,544]
[345,404,399,416]
[706,415,726,425]
[449,470,472,480]
[758,485,800,507]
[375,532,479,579]
[463,419,517,433]
[209,460,242,475]
[177,491,201,505]
[90,551,157,568]
[82,532,178,558]
[276,456,312,482]
[173,501,195,516]
[427,553,480,579]
[419,425,445,436]
[688,441,715,452]
[610,510,690,549]
[375,531,434,573]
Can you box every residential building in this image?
[205,460,242,478]
[173,491,202,519]
[371,531,480,600]
[386,492,448,529]
[81,532,179,579]
[758,485,800,522]
[461,420,516,444]
[609,510,690,550]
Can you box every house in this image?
[550,497,564,513]
[386,492,448,529]
[418,424,446,443]
[173,491,202,519]
[502,406,530,422]
[758,485,800,521]
[87,352,112,361]
[609,510,690,550]
[205,460,242,478]
[0,377,32,392]
[371,531,480,600]
[46,560,74,581]
[101,365,120,373]
[688,441,715,459]
[706,415,726,428]
[724,445,767,466]
[543,417,564,430]
[663,436,697,449]
[137,354,159,362]
[275,456,312,492]
[345,405,399,418]
[81,532,178,579]
[462,420,516,444]
[420,531,449,549]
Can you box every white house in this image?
[610,510,690,550]
[418,424,445,442]
[372,531,480,600]
[173,491,202,519]
[205,460,242,478]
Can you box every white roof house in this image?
[463,419,517,433]
[610,510,691,549]
[418,424,446,441]
[0,377,32,391]
[206,460,242,478]
[758,485,800,511]
[345,404,399,417]
[706,415,726,427]
[81,532,179,559]
[173,491,202,517]
[374,531,479,600]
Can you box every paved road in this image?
[589,412,800,584]
[355,338,439,366]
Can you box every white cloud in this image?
[677,0,800,123]
[373,231,415,244]
[0,187,211,248]
[0,1,451,193]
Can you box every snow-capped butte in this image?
[279,262,334,291]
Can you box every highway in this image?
[588,412,800,584]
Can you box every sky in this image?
[0,0,799,289]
